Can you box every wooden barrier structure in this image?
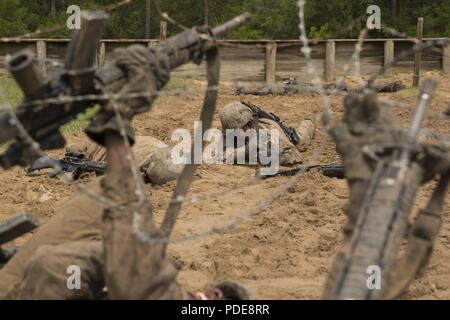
[265,42,277,84]
[384,40,395,76]
[444,41,450,74]
[324,40,336,81]
[0,38,448,83]
[413,17,424,87]
[159,21,167,41]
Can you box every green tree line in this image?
[0,0,449,39]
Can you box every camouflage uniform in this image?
[219,102,315,166]
[0,136,182,299]
[67,135,182,185]
[0,44,250,300]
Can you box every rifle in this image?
[256,163,344,179]
[324,79,439,300]
[0,213,38,266]
[28,152,106,180]
[241,101,300,145]
[0,11,251,169]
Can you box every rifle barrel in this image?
[96,13,251,87]
[211,13,251,38]
[409,78,437,139]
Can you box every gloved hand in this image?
[85,45,171,146]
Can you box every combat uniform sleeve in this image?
[100,168,185,300]
[66,140,106,162]
[260,119,303,166]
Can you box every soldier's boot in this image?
[295,117,316,152]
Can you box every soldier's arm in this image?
[89,43,185,299]
[104,132,129,172]
[100,131,184,299]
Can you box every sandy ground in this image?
[1,71,450,299]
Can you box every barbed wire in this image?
[130,0,337,244]
[296,0,333,128]
[0,0,449,247]
[154,0,189,31]
[132,141,328,244]
[0,85,125,211]
[353,29,368,88]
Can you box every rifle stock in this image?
[0,11,108,169]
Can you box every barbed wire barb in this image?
[0,0,448,247]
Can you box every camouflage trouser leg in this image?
[0,179,103,299]
[7,240,104,299]
[67,136,182,185]
[295,118,315,152]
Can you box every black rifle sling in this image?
[243,102,300,146]
[160,48,220,241]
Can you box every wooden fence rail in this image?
[0,38,448,83]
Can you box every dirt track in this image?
[1,71,450,299]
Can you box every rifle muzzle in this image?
[211,12,251,38]
[6,50,45,99]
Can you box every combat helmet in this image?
[219,102,254,130]
[141,147,183,185]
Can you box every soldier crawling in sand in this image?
[218,101,315,168]
[30,100,316,180]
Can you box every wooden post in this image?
[204,0,209,26]
[36,40,46,77]
[324,40,335,81]
[384,40,394,75]
[443,40,450,74]
[413,17,424,87]
[97,42,106,68]
[265,42,277,84]
[160,21,167,41]
[145,0,152,39]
